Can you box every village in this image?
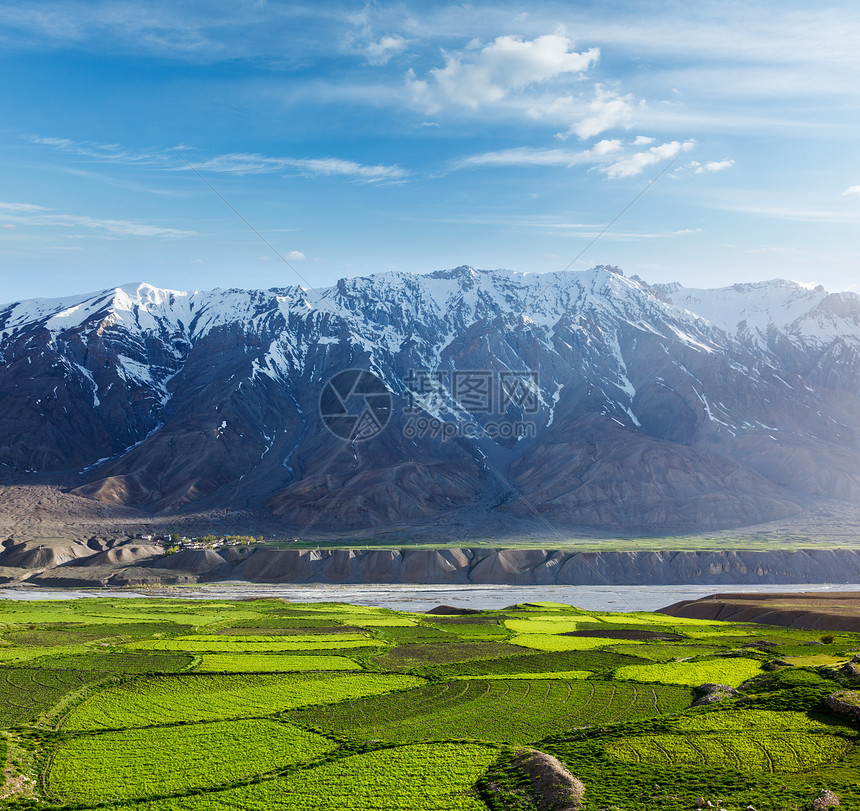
[139,534,263,552]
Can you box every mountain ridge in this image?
[1,266,858,535]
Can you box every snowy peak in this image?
[656,278,860,348]
[2,265,860,535]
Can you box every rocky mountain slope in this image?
[1,266,858,534]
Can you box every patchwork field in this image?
[62,671,422,730]
[0,596,858,811]
[49,719,337,803]
[291,677,692,744]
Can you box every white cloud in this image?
[408,33,599,112]
[193,153,407,183]
[633,135,654,146]
[31,136,407,184]
[604,140,695,179]
[365,34,408,66]
[285,250,305,260]
[0,202,195,237]
[1,223,16,229]
[0,201,50,212]
[452,139,621,169]
[566,85,633,139]
[29,135,167,165]
[696,159,734,174]
[710,201,860,224]
[843,185,860,196]
[404,33,649,141]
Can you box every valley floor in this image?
[1,595,859,810]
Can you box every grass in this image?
[27,651,194,673]
[510,633,647,652]
[93,742,500,811]
[504,619,582,634]
[375,641,532,669]
[605,731,850,773]
[49,719,337,803]
[63,672,424,730]
[126,633,383,652]
[604,642,729,662]
[3,622,193,646]
[290,678,692,745]
[0,667,109,725]
[614,657,764,687]
[1,596,859,811]
[418,648,650,678]
[194,653,361,672]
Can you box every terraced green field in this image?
[194,653,361,671]
[30,651,194,672]
[604,642,728,662]
[93,743,500,811]
[0,666,109,725]
[614,656,764,687]
[49,719,337,803]
[127,634,383,652]
[511,633,647,652]
[608,730,850,772]
[63,672,423,730]
[290,678,692,744]
[375,641,531,669]
[0,596,858,811]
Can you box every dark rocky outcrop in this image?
[483,748,585,811]
[826,691,860,721]
[692,683,739,706]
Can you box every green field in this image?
[291,678,692,744]
[49,719,337,803]
[0,596,857,811]
[194,652,361,671]
[0,666,109,725]
[63,672,423,730]
[93,743,500,811]
[614,656,764,687]
[375,641,532,669]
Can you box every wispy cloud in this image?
[451,139,621,169]
[454,137,693,180]
[842,185,860,196]
[689,159,735,174]
[192,153,408,183]
[29,136,170,164]
[0,201,49,212]
[710,200,860,224]
[30,136,407,184]
[0,201,195,237]
[603,140,695,179]
[365,34,408,65]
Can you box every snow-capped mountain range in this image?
[1,265,858,532]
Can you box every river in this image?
[1,582,859,612]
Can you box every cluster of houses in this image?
[138,534,260,551]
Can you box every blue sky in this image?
[1,0,859,302]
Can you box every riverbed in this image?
[2,582,860,612]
